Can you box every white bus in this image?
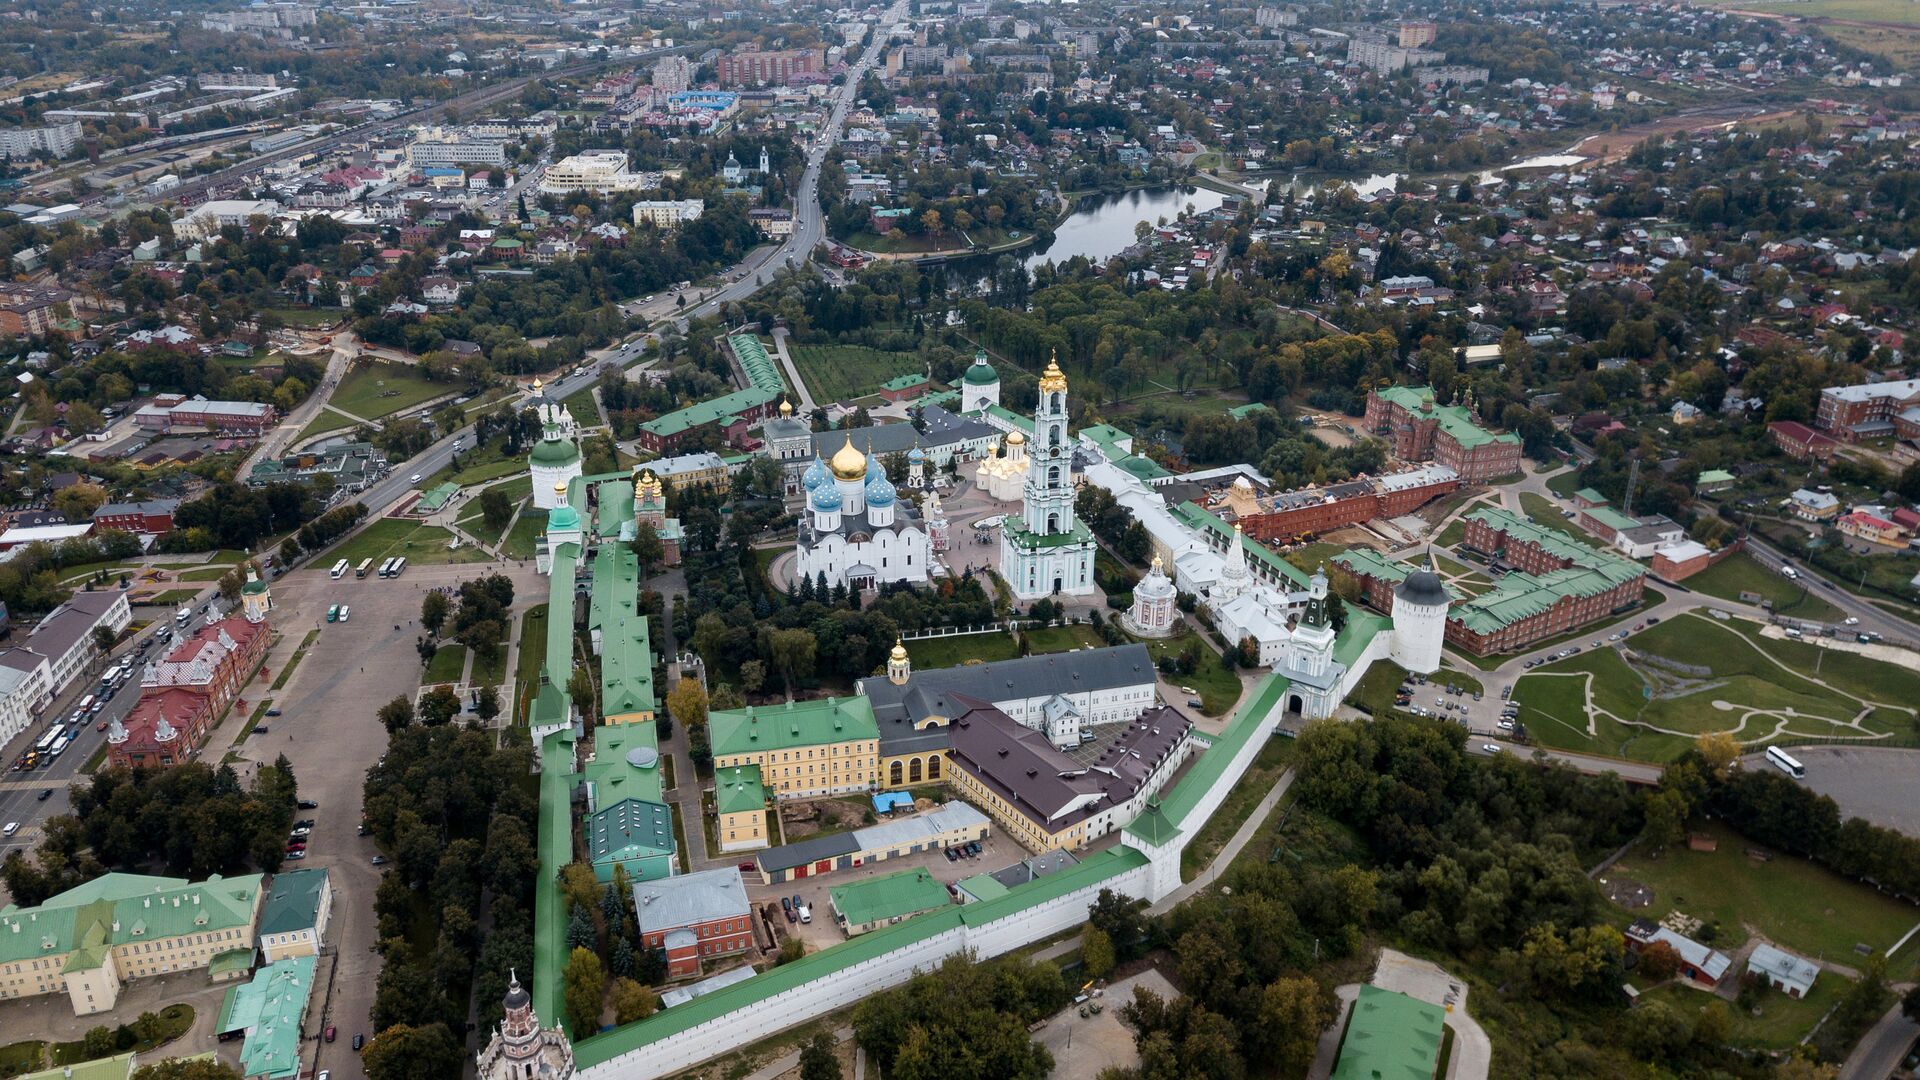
[33,726,61,755]
[48,733,71,759]
[330,559,350,580]
[377,557,397,579]
[100,665,122,689]
[355,558,374,579]
[1766,746,1805,779]
[75,694,96,716]
[388,557,407,579]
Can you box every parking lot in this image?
[227,557,542,1080]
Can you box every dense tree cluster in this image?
[852,953,1067,1080]
[362,724,538,1080]
[1,759,298,906]
[159,482,346,554]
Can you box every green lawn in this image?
[513,604,549,724]
[458,496,526,548]
[1512,615,1920,761]
[904,631,1019,669]
[455,456,528,486]
[1640,976,1845,1050]
[1136,629,1242,716]
[1180,736,1294,881]
[295,408,357,443]
[424,644,467,685]
[331,359,451,421]
[272,630,319,691]
[329,519,494,567]
[1023,623,1104,654]
[264,306,345,327]
[1436,518,1470,549]
[503,513,545,561]
[0,1041,45,1079]
[1544,470,1582,498]
[561,385,602,427]
[789,344,925,405]
[1683,552,1842,621]
[1608,820,1920,963]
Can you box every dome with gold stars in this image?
[829,432,868,481]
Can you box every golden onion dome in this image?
[890,639,908,662]
[532,376,543,393]
[1006,429,1026,446]
[1037,350,1068,394]
[829,432,867,481]
[779,397,794,417]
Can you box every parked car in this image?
[780,896,795,923]
[284,850,307,861]
[325,1026,336,1043]
[1481,744,1503,754]
[253,726,269,735]
[1186,698,1203,709]
[298,800,319,810]
[738,861,756,872]
[353,1034,364,1052]
[798,904,812,924]
[371,855,388,866]
[266,708,281,717]
[945,847,958,862]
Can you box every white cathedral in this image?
[795,433,932,590]
[998,355,1096,600]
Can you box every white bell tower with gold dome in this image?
[999,353,1096,600]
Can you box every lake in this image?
[1020,185,1231,271]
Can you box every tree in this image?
[1636,939,1683,982]
[1622,1000,1691,1061]
[1081,925,1116,980]
[608,977,659,1025]
[361,1023,464,1080]
[480,487,515,534]
[1693,999,1732,1046]
[418,686,461,726]
[799,1033,844,1080]
[1695,731,1740,780]
[54,482,109,523]
[1088,888,1146,962]
[569,664,598,724]
[475,685,500,723]
[421,592,450,636]
[1774,1055,1839,1080]
[378,696,415,733]
[92,625,118,656]
[1904,982,1920,1023]
[1251,977,1337,1077]
[667,678,709,730]
[767,628,817,692]
[630,523,664,578]
[562,946,607,1034]
[1641,789,1688,849]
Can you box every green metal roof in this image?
[533,729,577,1030]
[17,1054,135,1080]
[1117,455,1172,481]
[715,764,765,815]
[416,482,461,512]
[1581,503,1641,533]
[583,722,665,807]
[1697,469,1735,486]
[218,956,316,1080]
[1330,985,1445,1080]
[709,697,879,757]
[257,869,328,937]
[1077,423,1133,460]
[640,335,786,440]
[587,798,675,864]
[0,872,262,968]
[956,873,1010,902]
[984,405,1034,433]
[829,868,951,927]
[1146,674,1288,832]
[1227,402,1274,420]
[1374,384,1519,451]
[879,373,928,392]
[1574,487,1608,504]
[1003,518,1095,551]
[1449,507,1644,634]
[963,355,999,385]
[530,432,582,466]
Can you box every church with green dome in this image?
[527,377,583,509]
[960,347,1001,413]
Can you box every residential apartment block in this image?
[1814,377,1920,440]
[715,49,820,87]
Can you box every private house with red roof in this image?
[108,573,272,769]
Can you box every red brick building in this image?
[1814,378,1920,439]
[1767,420,1838,462]
[91,499,180,536]
[1364,386,1523,482]
[632,869,755,979]
[1334,507,1646,656]
[716,49,820,87]
[1218,466,1460,542]
[109,614,270,770]
[0,286,68,338]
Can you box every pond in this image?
[1020,184,1231,271]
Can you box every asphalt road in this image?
[0,593,227,860]
[1840,1003,1920,1080]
